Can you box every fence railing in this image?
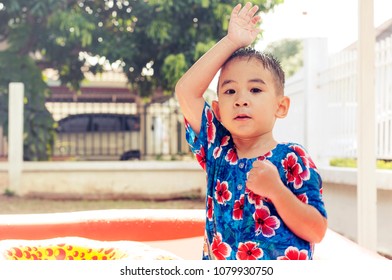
[318,50,358,160]
[274,35,392,163]
[0,88,189,161]
[375,35,392,160]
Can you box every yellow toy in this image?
[0,237,181,260]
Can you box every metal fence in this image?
[274,36,392,163]
[0,87,190,161]
[319,35,392,160]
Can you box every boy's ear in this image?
[275,96,290,118]
[211,100,221,121]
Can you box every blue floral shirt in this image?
[185,103,327,260]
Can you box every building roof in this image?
[344,17,392,51]
[47,86,138,103]
[375,17,392,41]
[47,85,173,104]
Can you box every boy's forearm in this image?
[175,36,240,133]
[176,36,239,98]
[271,186,327,243]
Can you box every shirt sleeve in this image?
[185,102,227,171]
[286,144,328,219]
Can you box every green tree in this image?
[0,52,55,161]
[0,0,283,160]
[264,38,303,78]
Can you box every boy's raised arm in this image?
[175,3,261,135]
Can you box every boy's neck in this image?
[233,135,277,159]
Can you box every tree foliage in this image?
[264,38,303,78]
[0,0,283,160]
[1,0,283,95]
[0,52,55,161]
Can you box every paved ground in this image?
[0,194,205,214]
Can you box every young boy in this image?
[175,2,327,260]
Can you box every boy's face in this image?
[213,57,289,140]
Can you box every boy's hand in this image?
[228,2,262,48]
[246,160,283,201]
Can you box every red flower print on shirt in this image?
[214,180,232,205]
[297,193,308,204]
[253,205,280,237]
[213,147,222,159]
[211,232,232,260]
[277,246,308,260]
[207,196,213,221]
[184,118,191,129]
[195,146,206,170]
[233,194,245,220]
[206,108,216,146]
[257,151,272,161]
[213,136,230,159]
[246,188,263,207]
[282,152,310,189]
[225,148,238,165]
[290,145,316,169]
[236,241,264,260]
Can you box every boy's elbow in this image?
[174,83,180,97]
[174,81,185,101]
[313,217,328,243]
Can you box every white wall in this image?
[0,161,206,200]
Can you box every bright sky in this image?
[257,0,392,53]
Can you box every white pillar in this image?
[303,38,328,164]
[8,82,24,194]
[357,0,377,251]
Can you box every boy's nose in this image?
[235,97,249,107]
[235,100,248,107]
[234,91,250,107]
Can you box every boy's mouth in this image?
[234,114,251,120]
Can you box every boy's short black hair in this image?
[220,47,285,95]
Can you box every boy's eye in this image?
[224,89,236,95]
[250,88,262,93]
